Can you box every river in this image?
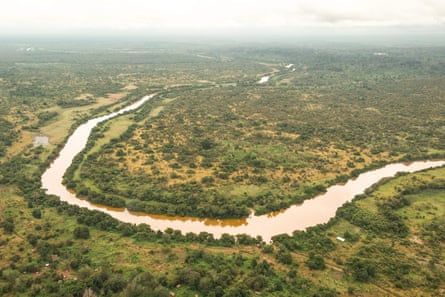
[41,94,445,242]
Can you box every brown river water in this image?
[41,94,445,242]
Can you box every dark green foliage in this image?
[59,279,85,297]
[343,231,360,243]
[336,201,409,237]
[312,287,338,297]
[200,138,216,150]
[262,244,274,254]
[276,248,293,265]
[425,218,445,242]
[379,208,409,237]
[26,234,38,246]
[57,98,96,108]
[272,226,336,254]
[106,275,128,293]
[73,226,90,239]
[32,209,42,219]
[0,119,18,157]
[175,249,334,296]
[346,258,376,282]
[37,111,58,125]
[305,252,326,270]
[1,218,15,233]
[219,233,236,247]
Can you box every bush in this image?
[73,226,90,239]
[32,209,42,219]
[305,252,326,270]
[347,258,376,282]
[1,219,14,233]
[276,249,293,265]
[200,138,215,150]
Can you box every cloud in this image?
[295,0,445,26]
[0,0,444,34]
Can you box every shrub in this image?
[73,226,90,239]
[305,252,326,270]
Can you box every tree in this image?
[200,138,215,150]
[74,226,90,239]
[305,252,326,270]
[104,274,127,293]
[153,286,170,297]
[245,275,266,290]
[179,267,201,289]
[60,279,86,297]
[347,258,376,282]
[32,209,42,219]
[222,285,250,297]
[26,234,38,246]
[2,219,14,233]
[276,248,293,265]
[219,233,236,247]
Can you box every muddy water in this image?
[41,94,445,242]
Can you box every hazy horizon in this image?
[1,0,444,40]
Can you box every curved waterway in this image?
[42,94,445,242]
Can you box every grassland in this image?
[1,39,445,296]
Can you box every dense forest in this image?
[0,39,444,296]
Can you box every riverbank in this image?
[41,93,445,242]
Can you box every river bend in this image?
[41,94,445,242]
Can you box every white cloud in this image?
[0,0,444,33]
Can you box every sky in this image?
[1,0,445,35]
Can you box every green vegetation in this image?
[66,45,445,218]
[0,118,17,157]
[1,38,445,296]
